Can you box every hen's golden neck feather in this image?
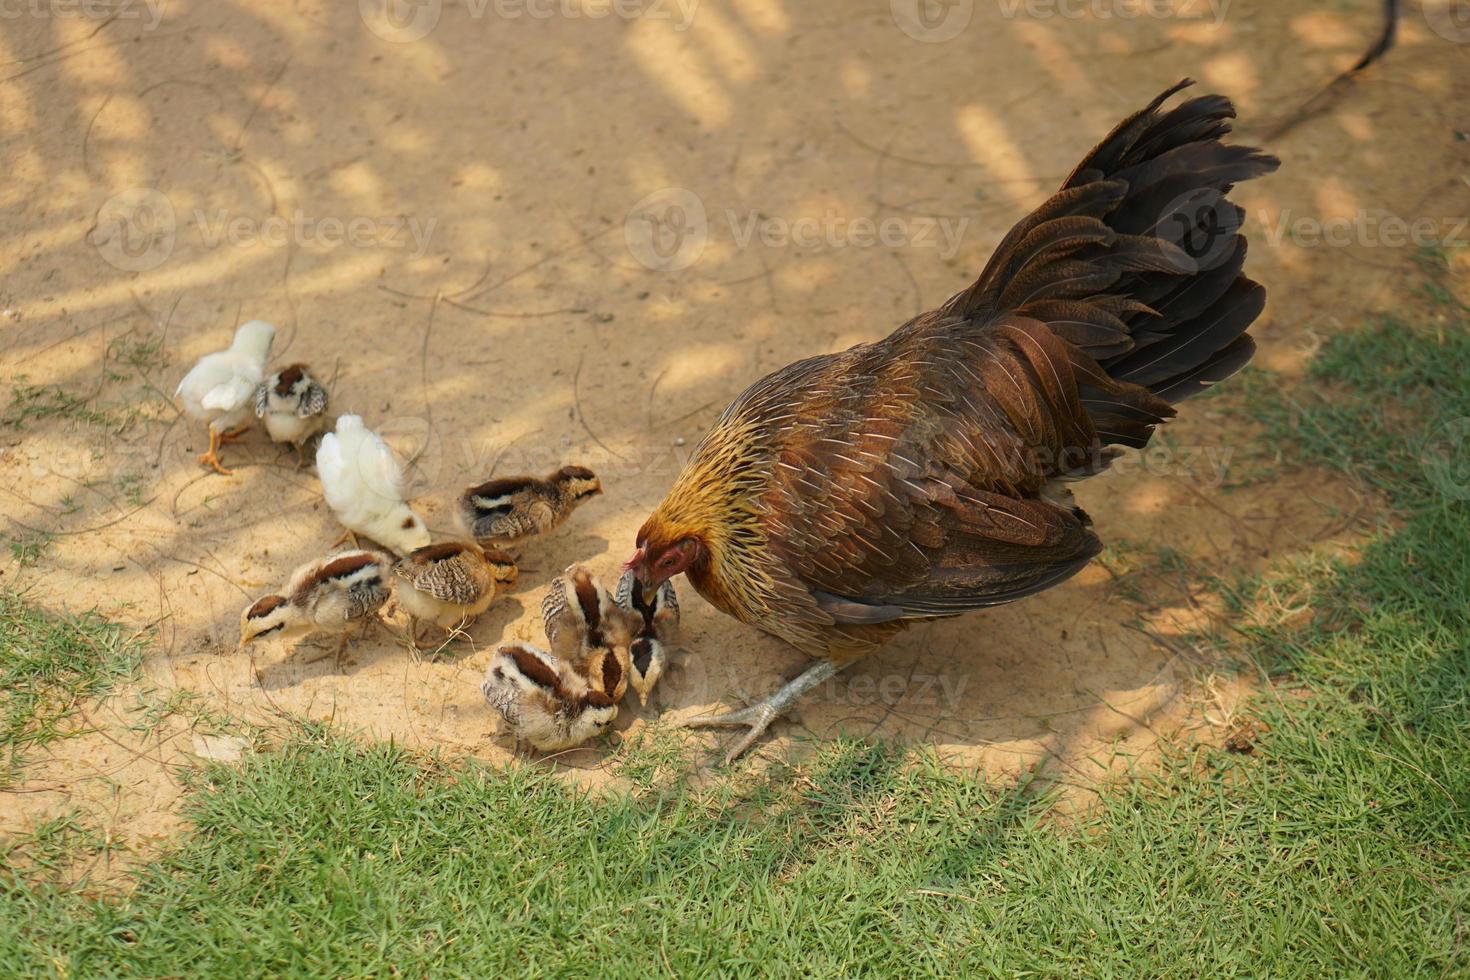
[642,410,784,620]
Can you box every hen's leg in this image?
[198,428,233,475]
[681,659,839,765]
[219,424,252,444]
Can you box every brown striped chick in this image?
[239,549,392,661]
[254,363,329,463]
[480,643,618,753]
[540,563,639,701]
[392,542,517,653]
[615,570,680,706]
[457,465,602,548]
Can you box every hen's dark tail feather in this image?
[942,79,1279,451]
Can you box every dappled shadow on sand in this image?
[1,0,1464,855]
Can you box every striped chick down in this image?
[616,570,680,706]
[240,549,392,647]
[541,564,639,702]
[393,542,516,634]
[480,643,618,752]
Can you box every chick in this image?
[316,414,431,555]
[540,564,639,700]
[457,465,602,547]
[578,644,630,707]
[615,570,680,706]
[254,363,330,461]
[392,542,517,652]
[480,643,618,753]
[239,549,392,660]
[175,320,275,475]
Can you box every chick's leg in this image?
[681,659,839,765]
[413,620,437,652]
[197,428,233,476]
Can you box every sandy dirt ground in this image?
[2,0,1467,871]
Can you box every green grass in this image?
[3,327,170,433]
[0,382,111,430]
[0,810,113,886]
[2,316,1469,975]
[0,592,144,786]
[6,532,51,568]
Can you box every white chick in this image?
[174,320,275,474]
[316,414,431,555]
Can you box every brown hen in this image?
[626,81,1279,762]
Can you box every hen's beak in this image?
[629,558,658,592]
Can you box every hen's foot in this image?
[681,659,839,765]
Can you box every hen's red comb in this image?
[621,547,646,572]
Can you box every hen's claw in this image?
[680,659,839,765]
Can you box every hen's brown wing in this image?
[747,319,1111,628]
